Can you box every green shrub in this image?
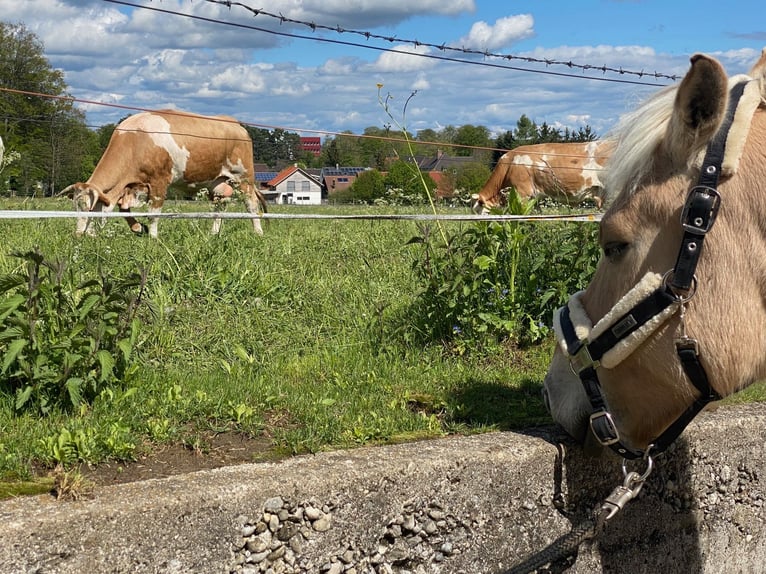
[0,249,146,414]
[400,190,600,349]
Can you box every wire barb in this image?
[153,0,680,84]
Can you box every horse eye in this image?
[603,241,629,260]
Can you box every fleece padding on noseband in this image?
[554,272,680,369]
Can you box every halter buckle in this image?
[675,336,699,356]
[569,343,598,374]
[680,186,720,234]
[590,410,620,446]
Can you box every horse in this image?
[543,48,766,460]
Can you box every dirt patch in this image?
[81,432,277,487]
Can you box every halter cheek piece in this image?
[556,81,748,461]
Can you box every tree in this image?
[358,127,393,170]
[454,162,492,196]
[513,115,538,146]
[384,160,436,203]
[537,122,563,143]
[453,124,491,158]
[348,169,386,203]
[0,21,95,195]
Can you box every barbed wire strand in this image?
[199,0,680,82]
[106,0,671,88]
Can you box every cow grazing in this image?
[62,109,266,237]
[472,140,614,211]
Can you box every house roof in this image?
[412,154,478,172]
[267,165,322,187]
[320,167,369,177]
[267,165,298,186]
[255,171,279,182]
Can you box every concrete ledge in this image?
[1,403,764,574]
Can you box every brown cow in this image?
[63,109,266,237]
[472,140,614,211]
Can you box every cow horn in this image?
[58,184,76,198]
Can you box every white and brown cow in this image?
[472,140,615,211]
[63,109,266,238]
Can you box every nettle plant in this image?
[406,189,600,349]
[0,249,146,414]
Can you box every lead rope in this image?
[501,455,654,574]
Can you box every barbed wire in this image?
[108,0,671,87]
[198,0,680,83]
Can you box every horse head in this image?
[544,51,766,459]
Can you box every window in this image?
[301,181,310,192]
[287,181,295,192]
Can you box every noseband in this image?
[556,81,748,461]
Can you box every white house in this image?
[267,165,324,205]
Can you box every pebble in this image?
[230,497,468,574]
[263,497,284,514]
[312,516,332,532]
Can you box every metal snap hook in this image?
[621,451,654,483]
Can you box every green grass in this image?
[0,198,554,485]
[3,198,762,494]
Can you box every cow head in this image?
[60,183,111,236]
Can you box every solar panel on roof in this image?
[255,172,278,181]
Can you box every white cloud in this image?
[319,59,355,76]
[458,15,535,51]
[412,75,431,91]
[373,45,436,72]
[209,66,268,94]
[284,0,476,27]
[565,114,592,125]
[3,0,762,147]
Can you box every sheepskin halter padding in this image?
[553,272,680,369]
[696,75,763,177]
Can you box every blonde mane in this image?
[602,84,679,202]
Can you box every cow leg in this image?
[75,215,95,237]
[241,184,265,235]
[210,180,234,235]
[145,187,167,238]
[146,207,161,238]
[121,208,148,235]
[74,189,101,237]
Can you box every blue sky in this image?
[1,0,764,144]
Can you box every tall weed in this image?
[399,191,600,349]
[0,249,146,414]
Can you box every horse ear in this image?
[748,47,766,100]
[664,54,729,167]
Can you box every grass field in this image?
[0,198,556,490]
[1,197,763,497]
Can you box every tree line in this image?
[0,21,597,199]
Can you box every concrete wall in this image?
[1,403,764,574]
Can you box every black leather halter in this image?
[558,80,748,460]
